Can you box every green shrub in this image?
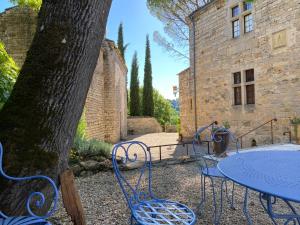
[76,110,87,139]
[291,117,300,125]
[0,41,19,108]
[70,135,112,164]
[222,120,231,129]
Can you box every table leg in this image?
[243,188,253,225]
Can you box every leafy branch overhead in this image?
[0,42,19,107]
[147,0,254,60]
[9,0,42,10]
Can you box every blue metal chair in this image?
[0,142,58,224]
[192,125,239,225]
[112,141,196,225]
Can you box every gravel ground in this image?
[51,161,299,225]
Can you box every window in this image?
[244,2,253,11]
[233,72,242,105]
[232,5,240,17]
[233,72,241,84]
[231,2,254,38]
[245,69,255,104]
[232,20,240,38]
[244,14,253,33]
[232,69,255,106]
[245,69,254,82]
[234,87,242,105]
[246,85,255,104]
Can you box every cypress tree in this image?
[117,22,129,101]
[143,35,154,116]
[117,22,128,61]
[130,52,140,116]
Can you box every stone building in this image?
[85,40,128,143]
[0,6,127,143]
[0,7,37,67]
[179,0,300,147]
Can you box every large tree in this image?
[0,0,112,216]
[130,52,140,116]
[142,35,154,116]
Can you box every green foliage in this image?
[177,118,181,133]
[153,89,178,126]
[147,0,254,60]
[143,35,154,116]
[0,42,19,109]
[212,121,231,132]
[130,52,141,116]
[291,117,300,125]
[117,22,129,62]
[10,0,42,11]
[222,120,230,129]
[70,135,112,164]
[76,110,87,139]
[170,108,179,125]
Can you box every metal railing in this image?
[147,121,218,162]
[238,118,277,148]
[147,143,191,161]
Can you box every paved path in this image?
[123,133,207,162]
[122,133,300,163]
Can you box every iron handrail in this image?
[238,118,277,148]
[148,142,193,161]
[148,121,218,161]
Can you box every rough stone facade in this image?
[0,6,37,67]
[127,117,162,135]
[179,68,196,137]
[0,7,128,143]
[180,0,300,147]
[85,40,128,143]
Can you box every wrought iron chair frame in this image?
[192,125,239,225]
[112,141,196,225]
[0,142,58,224]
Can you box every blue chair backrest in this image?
[0,142,58,219]
[192,126,240,171]
[192,125,214,170]
[112,141,154,211]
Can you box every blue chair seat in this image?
[0,216,50,225]
[133,199,196,225]
[202,167,225,178]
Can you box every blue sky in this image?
[0,0,188,99]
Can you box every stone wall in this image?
[128,117,162,135]
[0,7,128,144]
[180,0,300,147]
[80,40,128,143]
[0,6,37,67]
[179,68,196,137]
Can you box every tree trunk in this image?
[0,0,112,216]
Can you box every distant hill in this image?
[168,99,179,112]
